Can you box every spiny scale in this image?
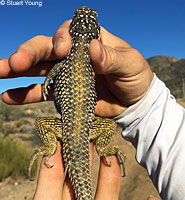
[29,6,126,200]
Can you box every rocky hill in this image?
[147,56,185,98]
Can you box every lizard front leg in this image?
[28,117,63,179]
[90,117,126,177]
[43,62,62,100]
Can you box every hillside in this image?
[147,56,185,98]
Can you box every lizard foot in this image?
[28,147,45,180]
[44,155,54,168]
[42,79,51,101]
[116,149,127,177]
[104,156,111,167]
[28,145,56,180]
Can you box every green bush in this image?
[0,135,38,181]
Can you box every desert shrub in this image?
[0,120,6,135]
[11,109,27,121]
[15,118,32,126]
[14,119,34,133]
[0,120,16,136]
[0,103,28,121]
[0,135,38,181]
[1,123,16,136]
[0,103,14,121]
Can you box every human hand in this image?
[53,21,154,117]
[1,20,153,118]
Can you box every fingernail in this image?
[147,195,154,198]
[54,38,62,51]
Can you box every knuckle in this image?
[32,35,47,41]
[131,48,143,60]
[62,19,72,26]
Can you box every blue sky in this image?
[0,0,185,94]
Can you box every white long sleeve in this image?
[114,74,185,200]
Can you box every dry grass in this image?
[0,135,37,181]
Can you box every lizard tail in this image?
[63,135,93,200]
[68,164,93,200]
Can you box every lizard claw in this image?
[44,156,54,168]
[42,78,51,101]
[117,151,127,177]
[104,156,111,167]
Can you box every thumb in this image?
[89,39,121,74]
[89,39,141,77]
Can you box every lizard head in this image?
[69,6,100,40]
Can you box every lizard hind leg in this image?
[90,117,126,177]
[29,117,63,180]
[28,145,55,180]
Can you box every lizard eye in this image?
[91,9,98,17]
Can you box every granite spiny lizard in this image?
[29,6,126,200]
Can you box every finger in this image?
[89,26,131,74]
[62,143,94,200]
[0,58,57,78]
[8,36,57,74]
[33,142,64,200]
[95,155,121,200]
[147,197,160,200]
[90,36,152,107]
[1,84,54,105]
[89,26,148,77]
[53,20,72,58]
[62,175,75,200]
[0,20,72,78]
